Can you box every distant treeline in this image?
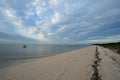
[94,42,120,54]
[94,42,120,45]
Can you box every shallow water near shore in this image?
[0,44,89,69]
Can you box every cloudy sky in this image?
[0,0,120,44]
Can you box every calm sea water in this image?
[0,44,89,69]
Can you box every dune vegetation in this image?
[95,42,120,54]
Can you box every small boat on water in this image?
[23,45,27,48]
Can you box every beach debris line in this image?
[90,46,101,80]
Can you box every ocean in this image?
[0,44,89,69]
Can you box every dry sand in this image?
[98,46,120,80]
[0,46,120,80]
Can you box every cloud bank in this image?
[0,0,120,44]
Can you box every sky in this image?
[0,0,120,44]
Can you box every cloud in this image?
[49,0,64,9]
[0,0,120,44]
[75,35,120,44]
[21,27,37,35]
[0,31,39,44]
[1,7,38,36]
[52,12,61,24]
[25,0,47,18]
[50,0,59,6]
[38,33,46,41]
[2,8,24,28]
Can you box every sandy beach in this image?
[0,46,120,80]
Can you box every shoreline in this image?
[0,46,120,80]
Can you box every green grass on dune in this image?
[95,42,120,54]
